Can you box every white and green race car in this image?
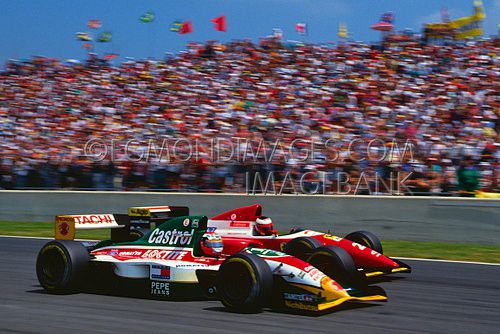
[36,207,387,313]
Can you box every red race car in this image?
[207,204,411,283]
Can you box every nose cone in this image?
[338,238,399,268]
[320,276,350,299]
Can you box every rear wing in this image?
[128,206,189,220]
[54,206,189,241]
[55,214,129,240]
[127,206,189,229]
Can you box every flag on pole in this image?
[170,20,183,32]
[338,23,348,38]
[211,15,227,32]
[179,21,193,34]
[104,53,119,60]
[380,12,395,23]
[295,23,307,35]
[170,20,193,34]
[140,11,155,23]
[473,0,486,20]
[82,43,93,51]
[97,31,112,43]
[76,32,92,41]
[88,19,102,29]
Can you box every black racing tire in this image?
[216,252,273,313]
[307,246,366,288]
[344,231,383,254]
[128,227,150,241]
[283,237,322,261]
[36,240,90,294]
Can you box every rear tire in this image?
[216,252,273,313]
[344,231,383,254]
[307,246,366,288]
[36,240,90,294]
[128,227,149,241]
[283,237,322,261]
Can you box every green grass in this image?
[382,240,500,263]
[0,221,109,240]
[0,221,498,263]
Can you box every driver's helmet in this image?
[200,232,223,257]
[254,216,277,236]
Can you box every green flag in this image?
[140,11,155,23]
[76,32,92,41]
[97,31,112,43]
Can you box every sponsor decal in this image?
[150,265,171,280]
[323,234,342,242]
[279,242,286,251]
[130,219,150,225]
[283,293,316,302]
[230,213,237,220]
[297,271,306,279]
[284,300,317,311]
[117,250,142,256]
[151,281,170,296]
[108,249,118,256]
[321,277,342,292]
[129,208,151,217]
[246,248,286,257]
[182,218,190,227]
[206,227,217,233]
[230,221,250,228]
[141,249,188,261]
[147,228,195,245]
[192,219,199,228]
[73,214,114,224]
[59,222,69,236]
[303,266,325,281]
[175,263,208,268]
[55,216,76,240]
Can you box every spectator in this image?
[0,39,498,195]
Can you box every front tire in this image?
[344,231,383,254]
[36,240,90,294]
[283,237,322,261]
[307,246,366,288]
[216,252,273,313]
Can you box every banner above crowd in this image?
[424,1,486,40]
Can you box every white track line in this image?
[0,235,97,241]
[1,235,499,266]
[393,256,500,266]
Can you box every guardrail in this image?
[0,190,498,244]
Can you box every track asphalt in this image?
[0,236,498,334]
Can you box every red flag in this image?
[295,23,307,35]
[180,21,193,34]
[104,53,119,60]
[211,15,227,32]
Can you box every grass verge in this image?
[0,221,109,240]
[382,240,499,263]
[0,221,498,263]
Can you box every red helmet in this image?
[254,216,276,236]
[200,232,223,257]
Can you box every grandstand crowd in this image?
[0,38,498,195]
